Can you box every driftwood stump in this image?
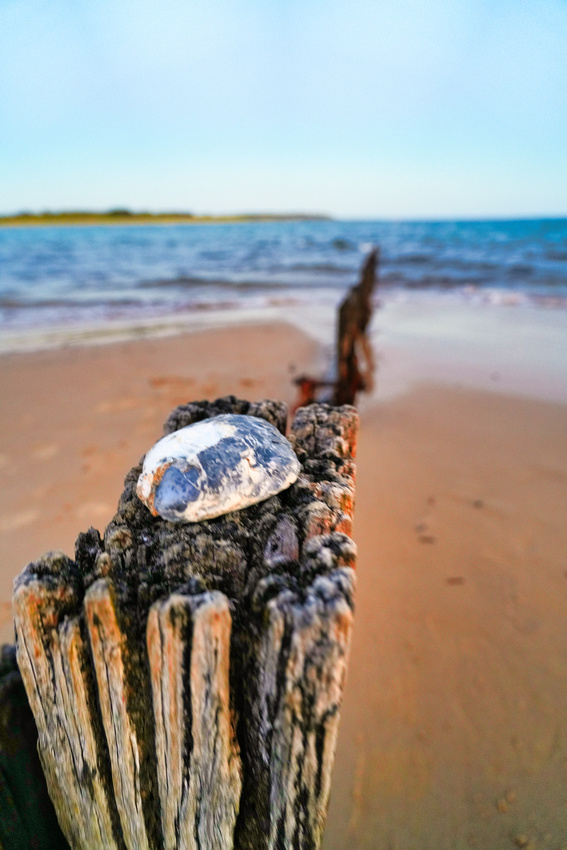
[334,249,378,405]
[12,396,358,850]
[293,248,378,409]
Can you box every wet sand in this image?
[325,385,567,849]
[1,306,567,847]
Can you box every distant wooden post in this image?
[12,396,358,850]
[334,249,378,406]
[292,249,379,409]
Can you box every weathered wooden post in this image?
[12,396,358,850]
[292,248,378,409]
[0,645,68,849]
[334,249,378,405]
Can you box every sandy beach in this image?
[326,385,567,849]
[1,301,567,847]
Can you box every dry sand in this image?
[1,310,567,847]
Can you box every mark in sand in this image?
[32,443,60,461]
[0,509,39,533]
[415,520,436,544]
[96,397,139,413]
[149,376,195,391]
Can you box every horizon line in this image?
[1,209,566,224]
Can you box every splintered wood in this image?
[147,591,241,849]
[13,398,358,850]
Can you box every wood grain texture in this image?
[84,578,157,850]
[147,591,241,850]
[13,556,121,849]
[0,644,68,850]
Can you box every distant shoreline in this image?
[0,211,332,228]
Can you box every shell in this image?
[136,414,301,522]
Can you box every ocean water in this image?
[1,218,566,347]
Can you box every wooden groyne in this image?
[7,397,358,850]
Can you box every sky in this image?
[1,0,566,219]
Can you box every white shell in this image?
[136,414,301,522]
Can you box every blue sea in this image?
[1,218,566,344]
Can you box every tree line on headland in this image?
[0,210,331,226]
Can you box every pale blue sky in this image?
[1,0,566,218]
